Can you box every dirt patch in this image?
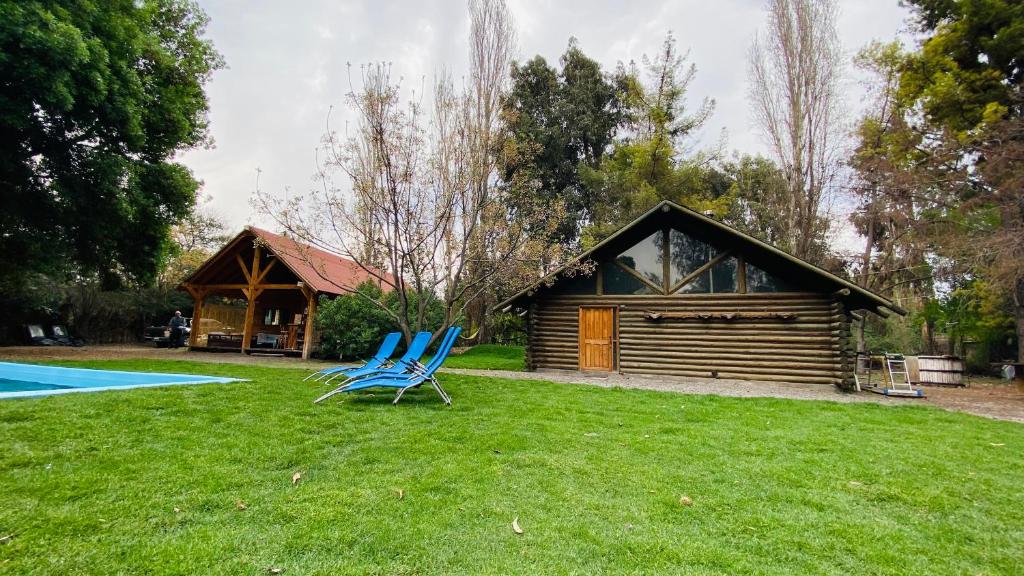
[921,377,1024,423]
[2,345,1022,423]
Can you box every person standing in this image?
[168,311,186,349]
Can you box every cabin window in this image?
[615,231,664,287]
[676,256,738,293]
[602,261,658,295]
[669,228,712,286]
[745,262,796,292]
[711,257,738,292]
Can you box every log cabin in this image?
[496,201,904,388]
[179,227,392,359]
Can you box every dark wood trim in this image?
[737,254,747,293]
[236,254,252,284]
[662,227,671,293]
[595,264,604,296]
[669,250,732,294]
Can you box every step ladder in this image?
[886,354,912,392]
[866,352,925,398]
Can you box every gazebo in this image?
[179,227,391,359]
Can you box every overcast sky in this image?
[179,0,914,247]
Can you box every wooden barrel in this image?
[917,355,965,386]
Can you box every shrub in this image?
[315,284,396,360]
[314,282,456,358]
[488,311,526,345]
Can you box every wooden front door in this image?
[579,306,617,371]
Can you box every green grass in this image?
[1,359,1022,575]
[436,344,525,371]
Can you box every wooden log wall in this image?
[527,293,853,386]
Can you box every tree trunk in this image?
[855,318,867,354]
[1015,277,1024,362]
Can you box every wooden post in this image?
[188,289,205,348]
[301,289,317,360]
[241,244,261,353]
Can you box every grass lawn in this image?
[1,359,1022,575]
[435,344,524,371]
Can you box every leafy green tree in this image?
[718,155,791,246]
[0,0,223,291]
[900,0,1022,134]
[580,33,719,245]
[892,0,1024,361]
[500,39,626,245]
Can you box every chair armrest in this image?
[400,359,429,376]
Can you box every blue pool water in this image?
[0,362,241,399]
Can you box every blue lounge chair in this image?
[313,331,433,402]
[303,332,403,382]
[316,326,461,406]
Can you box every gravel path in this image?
[442,368,891,404]
[3,345,1022,423]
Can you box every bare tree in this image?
[846,41,935,352]
[461,0,519,343]
[254,0,562,345]
[748,0,844,263]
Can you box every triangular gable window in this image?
[615,231,664,287]
[594,225,796,296]
[602,261,658,295]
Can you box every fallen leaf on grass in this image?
[990,443,1005,447]
[849,481,863,487]
[292,471,302,485]
[268,567,285,574]
[235,500,248,510]
[0,534,14,544]
[512,517,524,534]
[173,507,181,514]
[396,489,405,500]
[679,496,693,506]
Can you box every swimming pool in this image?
[0,362,241,399]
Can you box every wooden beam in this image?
[241,290,256,353]
[250,244,261,290]
[241,244,261,353]
[612,260,665,294]
[301,291,318,360]
[201,282,301,292]
[203,283,249,291]
[255,283,303,290]
[669,250,732,294]
[236,254,252,284]
[188,290,205,347]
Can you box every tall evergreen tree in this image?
[500,39,626,246]
[580,33,719,245]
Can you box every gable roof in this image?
[181,226,394,296]
[496,200,905,316]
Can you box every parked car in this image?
[144,318,191,347]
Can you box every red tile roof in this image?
[248,227,394,295]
